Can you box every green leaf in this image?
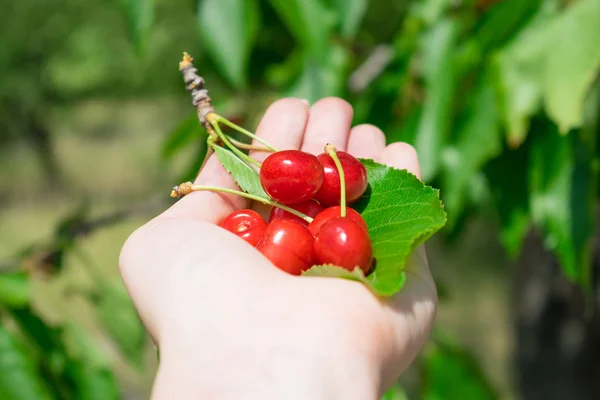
[9,307,119,400]
[474,0,544,53]
[197,0,260,88]
[331,0,367,39]
[493,1,558,147]
[356,160,446,296]
[119,0,155,53]
[442,72,502,227]
[8,307,74,396]
[302,161,446,296]
[543,0,600,133]
[66,361,119,400]
[62,324,119,400]
[162,113,206,161]
[412,0,453,26]
[213,145,268,198]
[95,283,146,368]
[414,17,458,180]
[63,324,110,370]
[484,144,530,258]
[287,47,349,103]
[0,326,53,400]
[422,336,497,400]
[494,0,600,139]
[302,264,373,288]
[0,272,29,308]
[267,0,333,64]
[528,120,597,286]
[381,384,409,400]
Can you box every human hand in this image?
[119,98,437,399]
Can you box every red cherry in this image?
[269,200,324,226]
[218,209,267,247]
[256,220,316,275]
[308,206,367,237]
[313,217,373,274]
[314,152,367,206]
[260,150,324,204]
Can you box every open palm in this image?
[120,97,437,399]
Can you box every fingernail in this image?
[297,98,310,106]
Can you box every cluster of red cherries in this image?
[218,148,373,275]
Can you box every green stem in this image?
[211,121,262,168]
[326,144,346,217]
[214,115,279,152]
[190,185,313,223]
[228,136,275,152]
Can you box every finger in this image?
[250,98,309,162]
[158,153,248,223]
[301,97,353,154]
[157,98,310,223]
[347,124,386,159]
[380,142,422,179]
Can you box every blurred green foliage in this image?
[1,0,599,398]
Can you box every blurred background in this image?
[1,0,599,398]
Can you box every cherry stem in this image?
[211,121,262,168]
[213,114,279,152]
[325,144,346,217]
[228,137,275,152]
[171,183,314,223]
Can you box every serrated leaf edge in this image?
[214,146,268,198]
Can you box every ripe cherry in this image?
[308,206,367,237]
[260,150,324,204]
[314,151,367,206]
[269,200,324,226]
[313,217,373,274]
[218,209,267,247]
[256,219,316,275]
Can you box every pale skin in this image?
[119,97,437,399]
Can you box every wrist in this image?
[152,338,380,400]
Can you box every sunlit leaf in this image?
[287,46,349,103]
[96,283,146,368]
[0,326,53,400]
[303,160,446,296]
[0,272,29,308]
[528,120,597,286]
[442,72,501,227]
[119,0,155,53]
[356,160,446,295]
[9,307,120,400]
[266,0,333,64]
[63,324,119,400]
[414,18,458,180]
[303,264,373,287]
[331,0,367,39]
[381,384,409,400]
[484,144,530,258]
[493,1,557,146]
[543,0,600,133]
[422,336,497,400]
[474,0,544,52]
[213,145,268,198]
[412,0,453,25]
[198,0,260,88]
[66,361,119,400]
[162,113,206,161]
